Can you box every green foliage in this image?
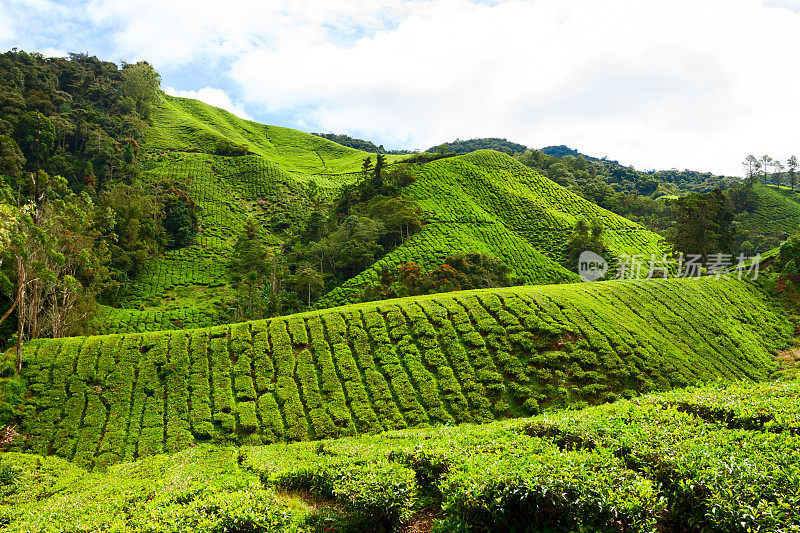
[517,146,736,230]
[776,233,800,275]
[154,180,199,250]
[0,50,147,189]
[313,132,412,155]
[72,91,670,333]
[321,150,665,306]
[120,61,161,120]
[564,217,607,271]
[366,253,518,299]
[0,367,24,428]
[670,189,735,260]
[427,137,529,155]
[0,134,25,179]
[14,112,55,169]
[527,384,800,531]
[0,447,304,532]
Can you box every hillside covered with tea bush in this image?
[7,277,791,470]
[89,91,667,333]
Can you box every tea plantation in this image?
[319,150,666,306]
[4,380,800,532]
[5,57,800,533]
[742,183,800,241]
[10,277,790,472]
[93,95,668,333]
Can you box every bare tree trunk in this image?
[15,258,24,374]
[0,286,20,329]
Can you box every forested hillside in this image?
[311,132,412,155]
[0,50,178,347]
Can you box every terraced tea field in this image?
[743,183,800,242]
[145,95,401,173]
[15,278,790,470]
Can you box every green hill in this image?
[12,277,790,470]
[426,137,529,155]
[320,150,665,306]
[146,95,392,173]
[743,183,800,241]
[92,95,389,333]
[92,95,666,333]
[3,53,800,533]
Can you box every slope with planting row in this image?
[744,183,800,239]
[319,150,666,306]
[13,278,790,469]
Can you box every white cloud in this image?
[8,0,800,175]
[41,47,68,58]
[763,0,800,11]
[226,0,800,176]
[86,0,426,67]
[163,86,253,120]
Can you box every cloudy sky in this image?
[1,0,799,175]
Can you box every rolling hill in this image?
[4,50,800,533]
[319,150,665,306]
[743,183,800,241]
[93,94,667,333]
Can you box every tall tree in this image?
[372,153,387,188]
[760,154,773,184]
[294,265,323,307]
[671,189,735,262]
[0,135,25,183]
[360,157,373,179]
[788,155,798,191]
[742,155,759,185]
[773,160,785,186]
[120,62,162,119]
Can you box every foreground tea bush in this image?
[658,380,800,433]
[527,390,800,531]
[6,380,800,532]
[0,447,305,532]
[12,277,790,468]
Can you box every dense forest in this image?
[426,137,530,155]
[0,50,196,352]
[311,132,411,155]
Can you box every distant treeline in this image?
[427,137,529,155]
[311,132,412,155]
